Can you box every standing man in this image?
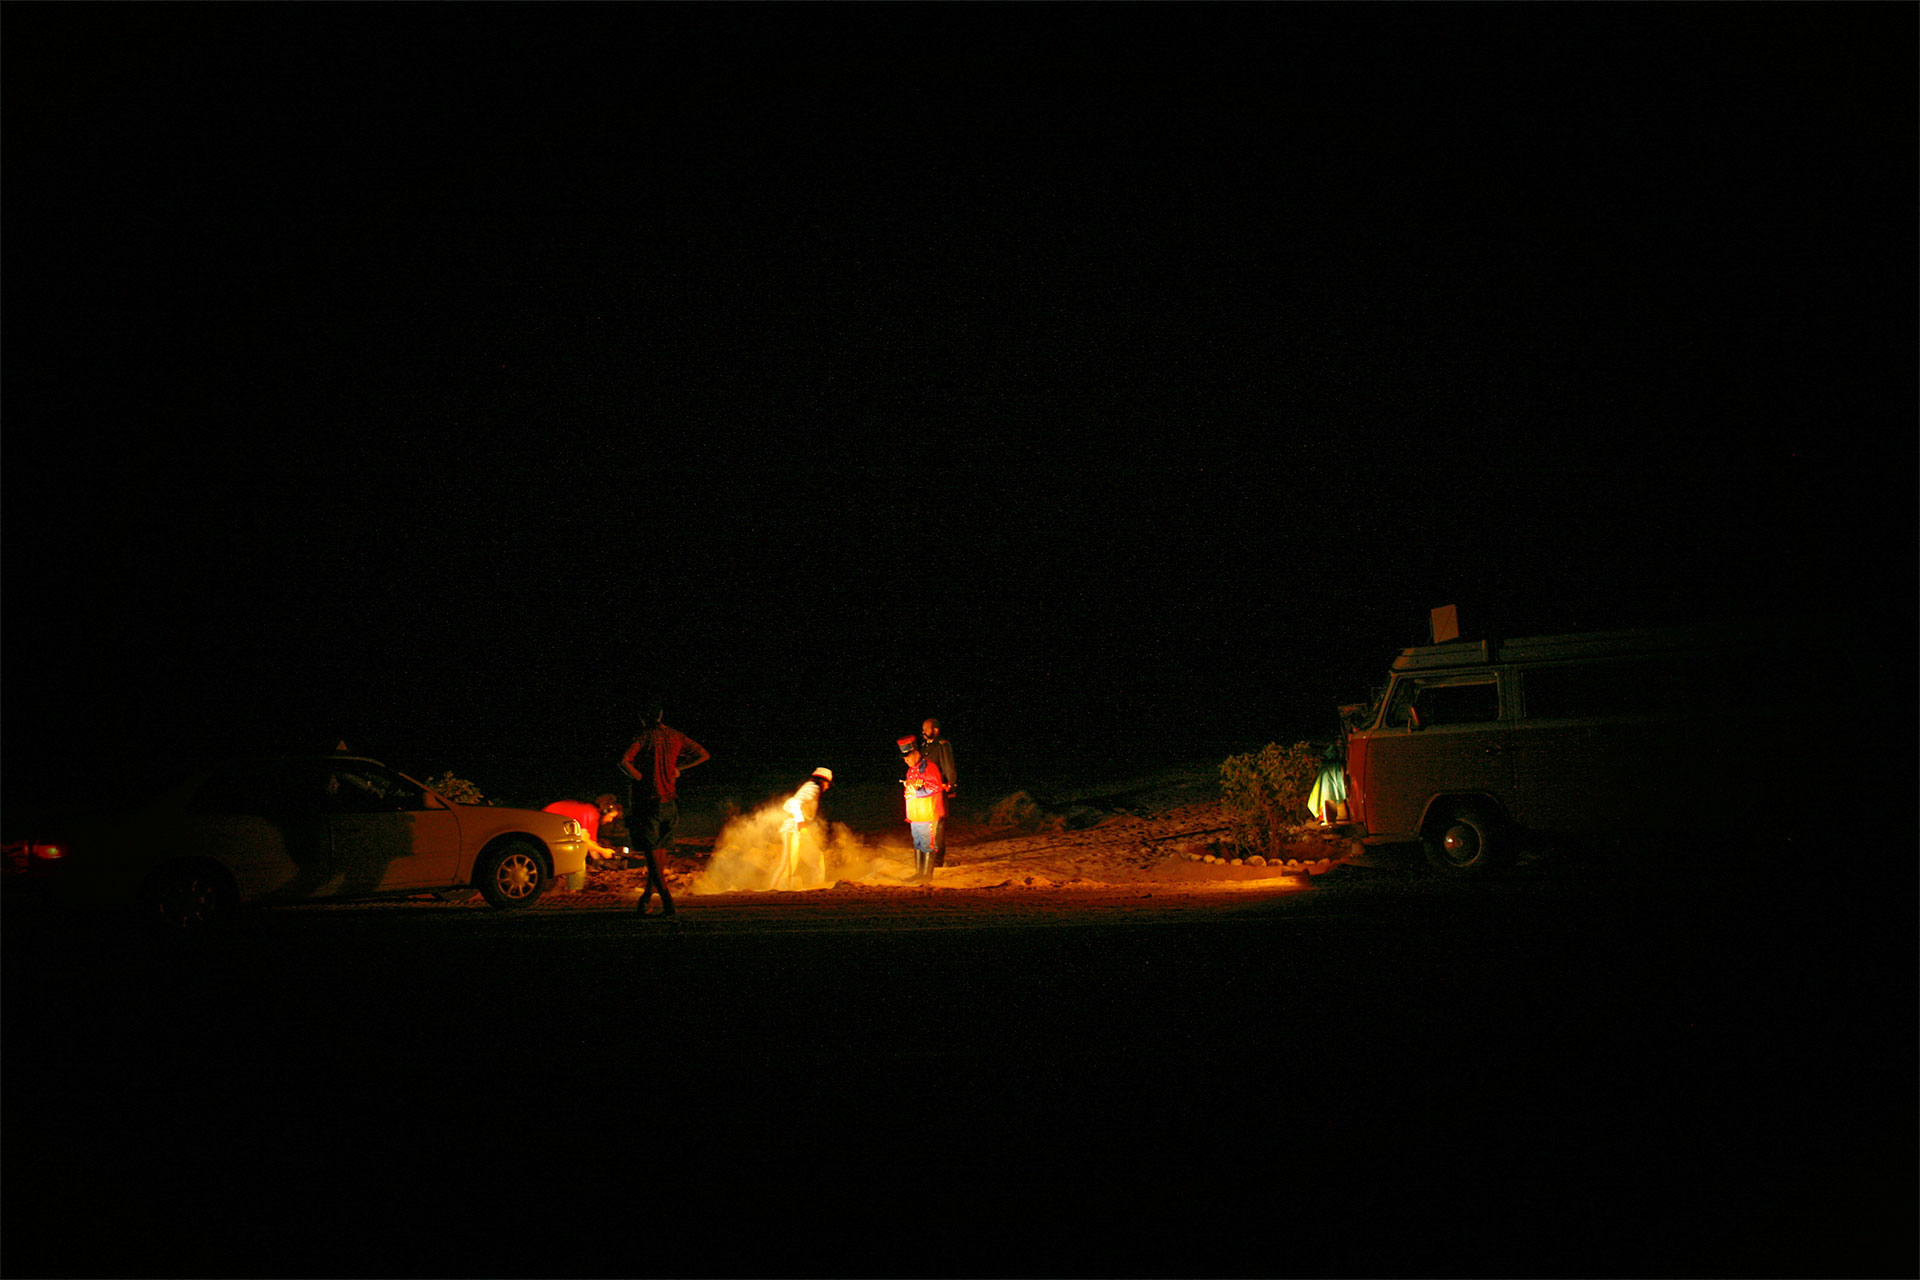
[619,702,710,917]
[919,718,958,868]
[898,736,947,884]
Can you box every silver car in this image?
[16,754,589,930]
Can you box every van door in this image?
[1360,673,1511,839]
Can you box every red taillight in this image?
[4,840,66,874]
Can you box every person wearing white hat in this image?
[777,767,833,889]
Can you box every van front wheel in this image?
[1424,806,1508,877]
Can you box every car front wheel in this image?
[475,840,547,910]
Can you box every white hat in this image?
[811,767,834,784]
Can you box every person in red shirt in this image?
[619,703,710,917]
[540,795,628,869]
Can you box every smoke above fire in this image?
[690,797,918,893]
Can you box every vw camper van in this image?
[1340,625,1823,874]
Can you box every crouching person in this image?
[541,794,628,879]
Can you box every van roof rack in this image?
[1391,624,1752,672]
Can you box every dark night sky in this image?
[4,5,1912,807]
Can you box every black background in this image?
[5,5,1911,808]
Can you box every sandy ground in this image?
[9,761,1909,1280]
[552,761,1350,907]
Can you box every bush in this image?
[987,791,1043,828]
[1218,742,1320,858]
[422,771,489,805]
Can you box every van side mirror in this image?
[1406,705,1423,732]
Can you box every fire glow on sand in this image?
[692,798,920,894]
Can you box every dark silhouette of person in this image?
[594,793,633,860]
[919,717,958,867]
[619,703,709,917]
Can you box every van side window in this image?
[1522,657,1684,720]
[1388,677,1501,727]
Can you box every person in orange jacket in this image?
[897,735,947,884]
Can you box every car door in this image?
[323,763,463,895]
[1361,672,1512,836]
